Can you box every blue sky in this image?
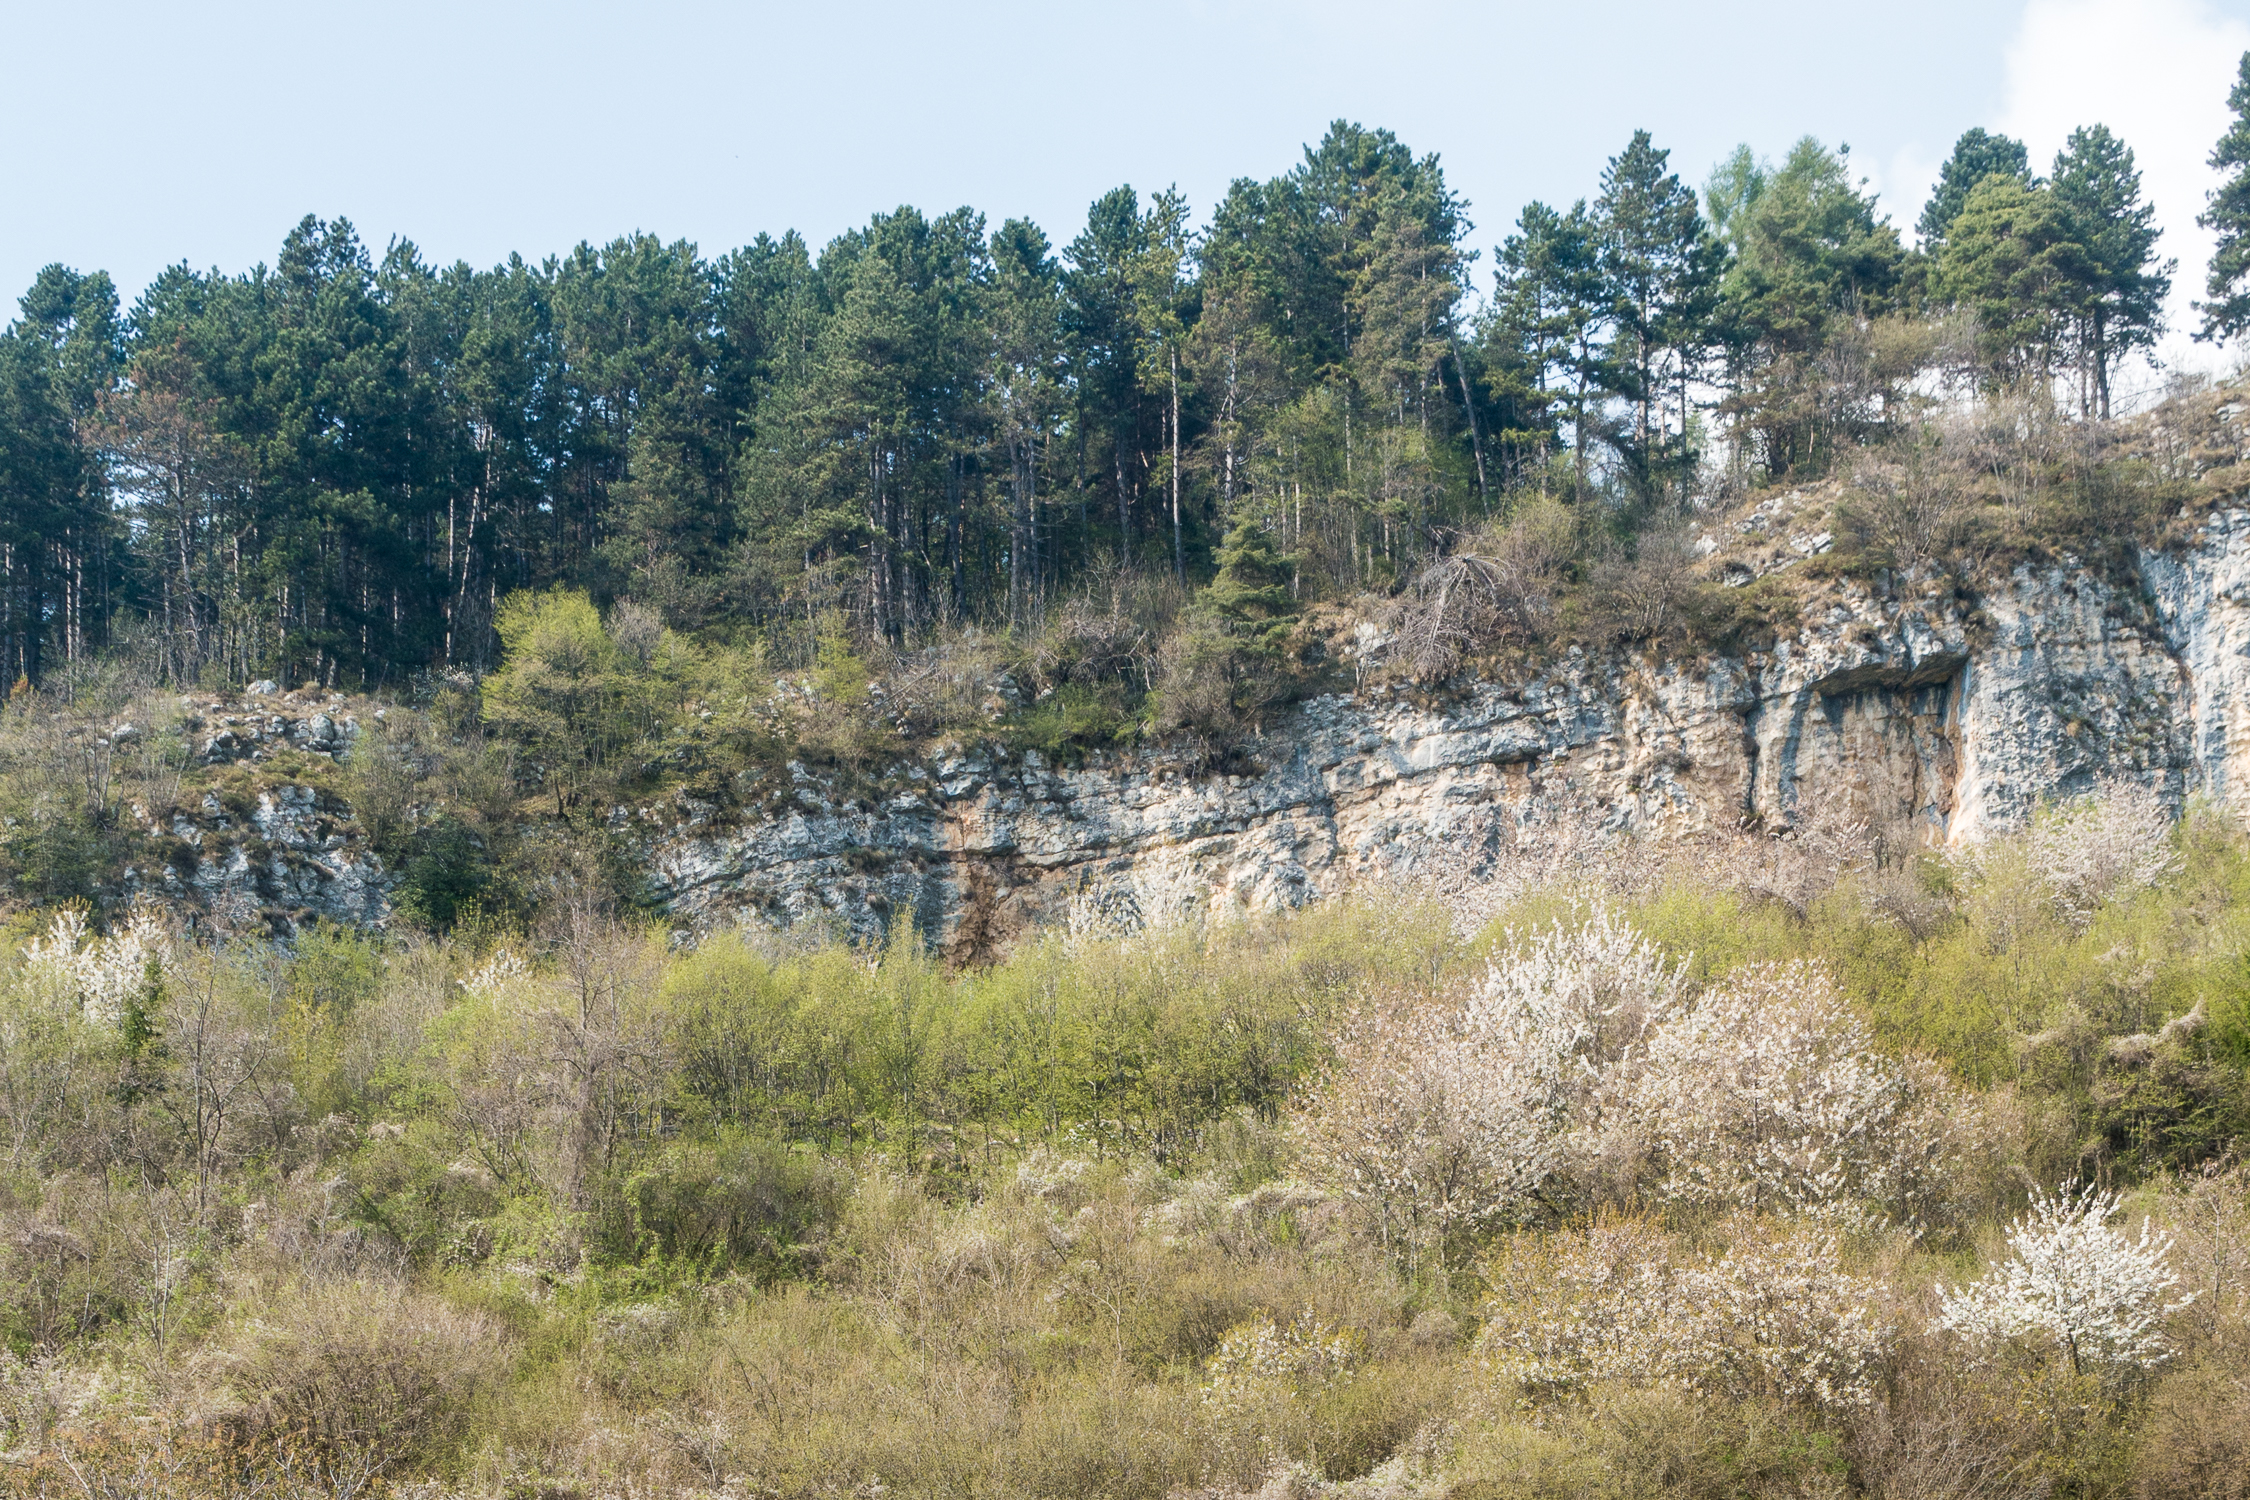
[4,0,2246,373]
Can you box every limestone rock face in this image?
[2142,507,2250,807]
[123,699,394,934]
[641,525,2226,960]
[112,499,2246,955]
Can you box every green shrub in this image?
[589,1137,851,1282]
[393,814,493,931]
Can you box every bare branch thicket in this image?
[1670,797,1882,921]
[1390,506,1568,679]
[1022,592,1164,693]
[1481,1214,1895,1411]
[1409,789,1633,941]
[2160,1155,2250,1340]
[1840,438,1973,573]
[541,872,669,1203]
[1416,790,1884,946]
[606,599,663,670]
[1585,522,1704,646]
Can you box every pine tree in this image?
[1711,139,1907,477]
[1935,176,2093,385]
[1129,189,1195,582]
[2199,51,2250,343]
[987,217,1063,627]
[2050,125,2170,417]
[0,265,117,680]
[1917,128,2033,250]
[1489,201,1605,497]
[1205,518,1295,654]
[1593,130,1721,500]
[1063,187,1157,557]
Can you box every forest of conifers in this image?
[1,97,2228,692]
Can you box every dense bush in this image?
[217,1278,508,1465]
[0,782,2241,1497]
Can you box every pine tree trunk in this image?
[1170,351,1184,582]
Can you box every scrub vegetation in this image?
[1,783,2247,1498]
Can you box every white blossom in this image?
[1480,1216,1892,1410]
[21,904,172,1026]
[1293,997,1555,1262]
[1200,1311,1360,1415]
[1621,960,1968,1227]
[1675,1224,1894,1409]
[461,947,530,1001]
[1463,906,1686,1076]
[2024,776,2178,927]
[1937,1182,2193,1375]
[1294,910,1683,1261]
[1479,1212,1679,1394]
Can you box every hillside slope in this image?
[22,391,2250,955]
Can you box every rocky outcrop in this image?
[639,521,2212,958]
[2141,506,2250,807]
[105,451,2250,956]
[120,693,395,934]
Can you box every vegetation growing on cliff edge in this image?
[0,785,2245,1497]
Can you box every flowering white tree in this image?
[1294,998,1558,1272]
[2025,776,2178,928]
[1937,1182,2194,1375]
[1621,960,1968,1227]
[1200,1311,1361,1413]
[461,947,530,1001]
[1294,910,1683,1270]
[21,904,172,1026]
[1199,1310,1362,1485]
[1481,1216,1892,1410]
[1677,1224,1894,1409]
[1479,1211,1678,1395]
[1464,906,1686,1077]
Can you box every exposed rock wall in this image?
[125,504,2244,953]
[642,528,2219,959]
[118,695,396,933]
[2142,507,2250,806]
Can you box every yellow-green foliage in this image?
[662,895,1456,1164]
[480,588,705,811]
[3,816,2249,1498]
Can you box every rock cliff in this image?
[113,695,397,932]
[640,485,2250,961]
[136,403,2250,954]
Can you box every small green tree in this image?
[1154,521,1301,744]
[1711,139,1908,478]
[1205,518,1297,655]
[1936,175,2094,385]
[481,590,681,813]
